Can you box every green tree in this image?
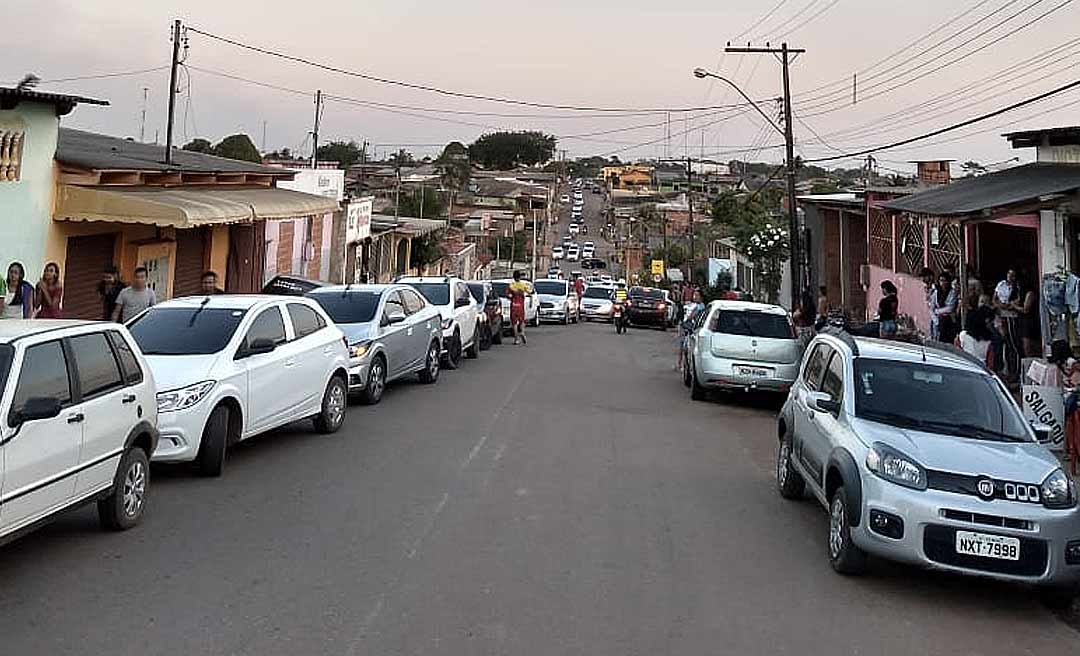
[810,181,842,194]
[437,141,471,218]
[711,191,789,302]
[264,147,293,159]
[468,131,556,170]
[398,187,446,219]
[213,134,262,163]
[316,140,365,168]
[410,230,445,268]
[181,138,214,154]
[389,148,414,167]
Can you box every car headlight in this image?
[157,381,216,413]
[865,443,927,490]
[441,317,453,330]
[1041,468,1077,509]
[350,341,372,359]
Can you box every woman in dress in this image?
[35,262,64,319]
[507,270,529,345]
[1,262,34,319]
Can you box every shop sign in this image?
[346,197,373,243]
[1022,385,1065,451]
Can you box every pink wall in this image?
[867,266,930,333]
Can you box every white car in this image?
[400,276,483,369]
[0,320,158,542]
[490,279,540,328]
[567,246,581,261]
[128,296,350,476]
[568,223,580,235]
[582,244,596,258]
[552,245,565,260]
[580,285,616,321]
[560,195,570,204]
[533,278,581,324]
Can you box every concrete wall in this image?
[0,102,59,281]
[867,266,929,333]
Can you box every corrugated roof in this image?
[56,128,287,175]
[881,163,1080,216]
[0,87,108,114]
[1004,126,1080,148]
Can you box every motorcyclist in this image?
[613,280,629,334]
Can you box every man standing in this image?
[507,270,530,345]
[96,265,126,321]
[112,266,157,323]
[200,271,225,296]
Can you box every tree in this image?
[398,187,446,219]
[389,148,414,167]
[711,191,789,302]
[960,160,988,177]
[468,131,556,170]
[264,147,293,160]
[649,244,687,269]
[213,134,262,163]
[182,138,214,154]
[316,140,365,168]
[410,230,445,269]
[437,142,471,218]
[810,181,842,194]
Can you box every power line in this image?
[775,0,842,40]
[186,25,760,114]
[729,0,792,41]
[801,76,1080,163]
[31,66,170,84]
[759,0,822,41]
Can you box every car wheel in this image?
[444,331,463,370]
[314,375,348,434]
[419,340,441,383]
[480,324,492,351]
[491,321,503,344]
[98,447,149,530]
[777,431,806,500]
[359,355,386,405]
[682,354,692,388]
[1039,587,1077,610]
[828,486,868,575]
[690,360,707,401]
[465,325,480,359]
[196,404,229,477]
[563,312,570,325]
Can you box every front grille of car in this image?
[540,302,554,309]
[923,524,1048,576]
[940,508,1035,531]
[926,470,1043,505]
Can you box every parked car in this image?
[552,245,565,260]
[533,278,581,324]
[684,300,800,399]
[567,246,580,261]
[581,257,607,270]
[569,223,580,236]
[262,274,330,296]
[776,330,1080,602]
[399,276,483,369]
[490,279,540,329]
[580,285,616,322]
[0,321,158,543]
[307,285,443,404]
[467,281,504,348]
[128,295,350,476]
[560,194,570,203]
[624,286,669,328]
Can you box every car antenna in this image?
[188,295,212,327]
[921,341,927,362]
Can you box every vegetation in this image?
[468,131,556,170]
[183,134,262,163]
[410,231,445,269]
[398,187,446,219]
[316,140,366,168]
[710,191,789,302]
[181,138,214,154]
[437,142,471,217]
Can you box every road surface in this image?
[0,322,1076,654]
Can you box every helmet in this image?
[618,278,627,285]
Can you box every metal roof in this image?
[880,163,1080,216]
[1004,126,1080,148]
[56,128,287,175]
[0,87,108,116]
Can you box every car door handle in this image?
[121,393,137,404]
[284,360,296,367]
[807,410,816,421]
[67,413,85,424]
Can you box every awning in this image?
[881,163,1080,217]
[55,185,341,228]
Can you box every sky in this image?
[6,0,1080,175]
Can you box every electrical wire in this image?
[774,0,842,40]
[729,0,792,42]
[32,66,170,84]
[758,0,822,41]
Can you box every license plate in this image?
[736,366,770,378]
[955,531,1020,561]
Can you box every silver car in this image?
[778,330,1080,599]
[308,285,443,403]
[533,278,580,324]
[684,300,802,398]
[580,285,615,322]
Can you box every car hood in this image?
[849,417,1060,481]
[537,293,568,303]
[338,323,374,345]
[144,354,222,392]
[581,297,612,306]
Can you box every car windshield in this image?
[534,281,567,295]
[467,283,486,303]
[129,307,247,355]
[629,287,663,299]
[584,287,613,299]
[854,359,1030,442]
[410,283,450,306]
[713,310,794,339]
[309,292,380,324]
[0,344,12,394]
[490,282,509,298]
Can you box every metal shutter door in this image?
[173,227,207,298]
[63,233,117,320]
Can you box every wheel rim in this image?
[428,344,440,378]
[829,497,845,559]
[778,441,790,487]
[370,361,385,400]
[327,381,345,426]
[122,459,146,517]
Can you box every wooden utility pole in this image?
[139,87,149,143]
[724,42,806,309]
[310,90,323,168]
[165,19,182,164]
[686,156,695,285]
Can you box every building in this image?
[798,193,867,318]
[272,167,346,283]
[602,165,654,191]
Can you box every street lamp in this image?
[692,68,783,141]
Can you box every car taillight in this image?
[625,299,632,306]
[657,303,666,311]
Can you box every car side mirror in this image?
[807,390,841,416]
[385,310,407,325]
[455,297,471,308]
[243,337,277,358]
[1030,421,1053,443]
[12,396,62,427]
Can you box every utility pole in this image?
[530,195,538,281]
[724,41,806,309]
[687,156,695,285]
[139,87,149,143]
[310,90,323,168]
[165,19,182,164]
[261,120,268,153]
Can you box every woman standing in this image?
[1020,281,1041,357]
[1,262,34,319]
[930,272,958,343]
[877,280,899,338]
[507,270,529,345]
[35,262,63,319]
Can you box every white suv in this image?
[0,320,158,543]
[399,277,483,370]
[127,295,350,476]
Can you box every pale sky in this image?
[6,0,1080,174]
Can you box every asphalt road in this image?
[1,322,1077,655]
[550,186,610,275]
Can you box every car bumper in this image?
[696,356,798,393]
[626,309,666,325]
[347,356,373,392]
[539,307,570,321]
[582,306,613,321]
[153,402,215,463]
[852,476,1080,587]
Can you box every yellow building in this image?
[602,165,654,190]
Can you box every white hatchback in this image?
[399,277,484,370]
[128,295,350,476]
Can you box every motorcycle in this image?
[612,302,626,334]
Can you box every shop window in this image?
[0,130,25,181]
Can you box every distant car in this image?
[490,279,540,329]
[560,194,570,203]
[563,234,573,245]
[582,243,595,257]
[534,278,581,325]
[307,285,443,404]
[467,281,504,349]
[0,320,158,541]
[580,285,616,322]
[552,245,565,260]
[568,223,580,235]
[567,245,580,261]
[583,241,595,250]
[399,276,483,370]
[129,295,350,476]
[581,257,607,270]
[547,267,563,279]
[262,274,330,297]
[625,286,669,329]
[684,300,800,398]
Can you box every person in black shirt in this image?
[877,280,899,338]
[96,265,126,321]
